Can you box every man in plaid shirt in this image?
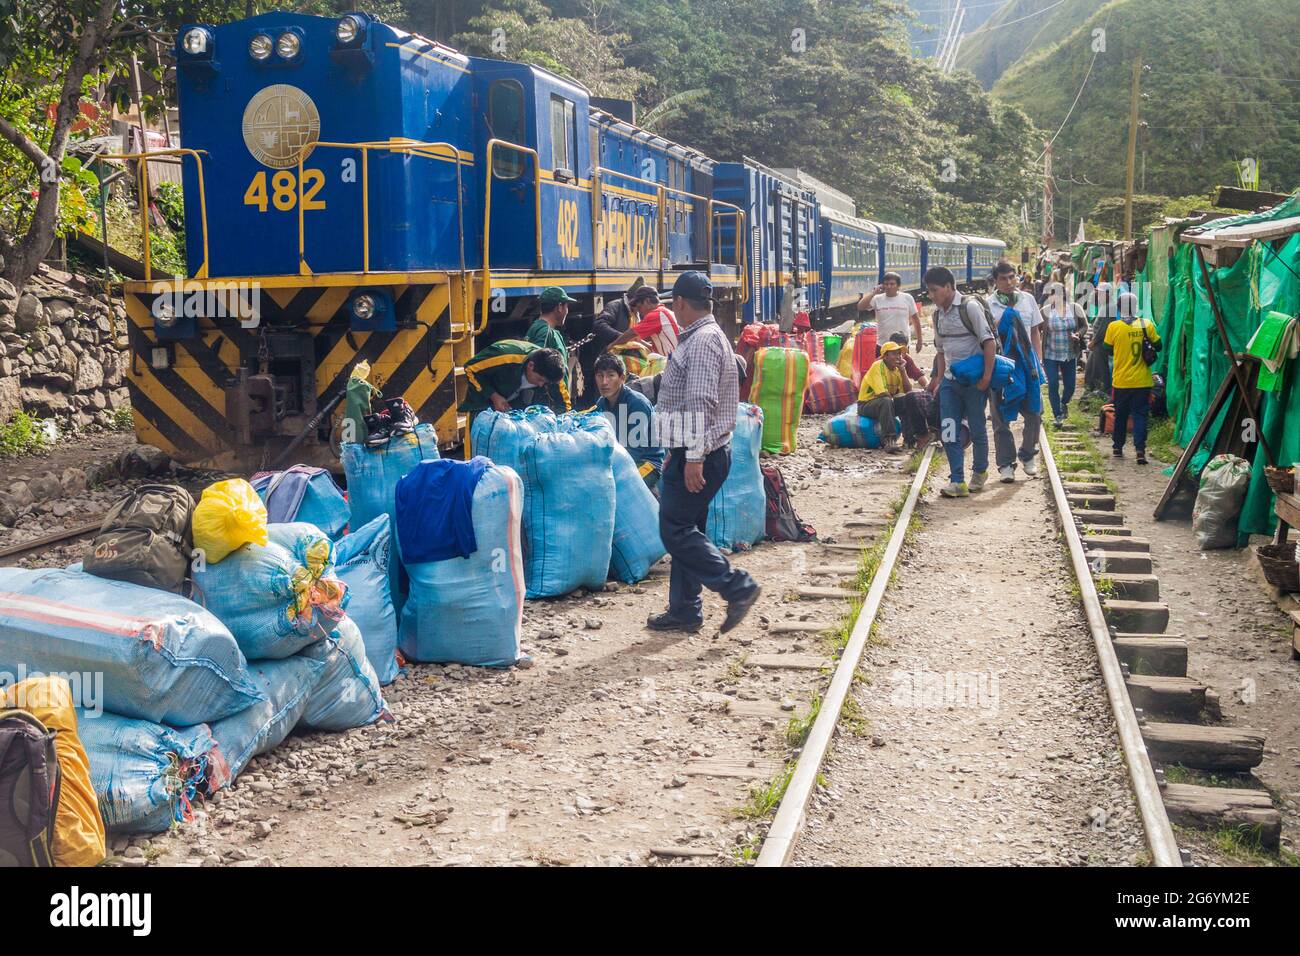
[649,271,760,634]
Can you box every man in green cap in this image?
[459,339,570,414]
[527,287,578,386]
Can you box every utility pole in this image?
[1042,139,1054,246]
[1066,149,1074,243]
[1123,57,1141,240]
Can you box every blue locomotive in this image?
[120,10,1007,467]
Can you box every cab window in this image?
[488,79,525,179]
[550,94,577,181]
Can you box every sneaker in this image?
[646,611,703,633]
[998,466,1016,483]
[721,585,762,634]
[969,470,989,492]
[939,481,969,498]
[1021,458,1040,477]
[1112,448,1124,458]
[885,439,904,455]
[1136,452,1148,465]
[1055,416,1066,428]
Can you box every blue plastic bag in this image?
[252,468,350,538]
[79,712,222,833]
[706,403,767,550]
[332,515,398,685]
[296,616,388,730]
[341,423,440,612]
[819,409,898,449]
[207,655,325,780]
[399,465,525,667]
[518,421,615,597]
[948,352,1016,389]
[469,406,558,470]
[0,568,261,726]
[570,412,664,582]
[192,525,345,661]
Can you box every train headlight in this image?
[336,15,363,44]
[249,33,273,61]
[276,31,301,60]
[351,294,376,321]
[182,28,212,56]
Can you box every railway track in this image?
[0,519,105,567]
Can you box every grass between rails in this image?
[734,450,935,839]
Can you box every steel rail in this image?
[1038,425,1182,867]
[756,442,935,867]
[0,520,104,565]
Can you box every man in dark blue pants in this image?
[648,271,760,633]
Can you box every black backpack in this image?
[762,464,816,542]
[83,484,195,593]
[0,710,61,868]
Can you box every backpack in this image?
[938,293,1002,355]
[1134,318,1158,366]
[762,464,816,542]
[0,709,61,868]
[83,484,195,593]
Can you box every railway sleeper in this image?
[1125,674,1218,720]
[1082,534,1149,553]
[1112,634,1189,677]
[1074,508,1125,526]
[1100,573,1160,602]
[1103,599,1170,634]
[1064,481,1110,495]
[1144,722,1265,772]
[1088,550,1154,575]
[1067,493,1117,511]
[1162,783,1281,850]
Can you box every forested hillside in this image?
[987,0,1300,240]
[954,0,1106,89]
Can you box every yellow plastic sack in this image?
[0,677,105,867]
[192,478,269,565]
[836,330,857,379]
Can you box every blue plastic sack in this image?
[819,409,898,449]
[469,405,558,470]
[79,712,222,833]
[332,515,398,685]
[399,465,525,667]
[570,412,665,582]
[0,568,262,726]
[518,420,615,597]
[948,352,1016,389]
[191,525,344,661]
[341,424,440,611]
[252,468,350,538]
[207,655,324,780]
[706,404,767,550]
[296,616,388,730]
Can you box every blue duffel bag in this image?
[252,467,350,538]
[948,352,1016,389]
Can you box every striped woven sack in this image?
[804,362,856,414]
[820,409,890,449]
[749,347,809,454]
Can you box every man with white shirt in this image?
[857,272,923,352]
[987,260,1044,481]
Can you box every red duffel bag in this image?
[804,362,857,414]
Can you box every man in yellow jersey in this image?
[1103,292,1160,465]
[857,341,925,453]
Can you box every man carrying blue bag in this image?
[987,260,1045,482]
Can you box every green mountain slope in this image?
[955,0,1107,89]
[990,0,1300,241]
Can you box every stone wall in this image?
[0,264,130,430]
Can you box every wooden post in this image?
[1123,58,1141,240]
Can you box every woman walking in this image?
[1041,282,1088,426]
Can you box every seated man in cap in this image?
[593,353,665,493]
[526,286,578,387]
[458,339,570,415]
[649,270,761,635]
[857,341,928,453]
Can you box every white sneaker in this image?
[969,470,988,492]
[1022,458,1040,477]
[998,466,1016,483]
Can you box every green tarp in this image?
[1152,192,1300,541]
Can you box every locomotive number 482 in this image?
[243,169,327,213]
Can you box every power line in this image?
[911,0,1068,46]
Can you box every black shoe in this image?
[720,586,762,635]
[1112,448,1124,458]
[646,611,703,633]
[1136,452,1148,465]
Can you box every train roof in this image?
[589,108,715,171]
[820,206,879,234]
[773,168,856,216]
[735,157,818,202]
[914,229,967,245]
[960,234,1007,248]
[875,221,921,240]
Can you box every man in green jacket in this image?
[458,339,570,414]
[525,288,577,387]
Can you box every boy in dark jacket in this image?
[458,339,570,414]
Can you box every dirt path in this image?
[135,412,920,868]
[792,437,1145,866]
[1089,432,1299,864]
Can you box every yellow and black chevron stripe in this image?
[122,277,474,466]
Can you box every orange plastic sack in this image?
[0,677,106,867]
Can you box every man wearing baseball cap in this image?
[649,270,761,634]
[527,286,578,387]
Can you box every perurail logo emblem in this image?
[241,84,320,169]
